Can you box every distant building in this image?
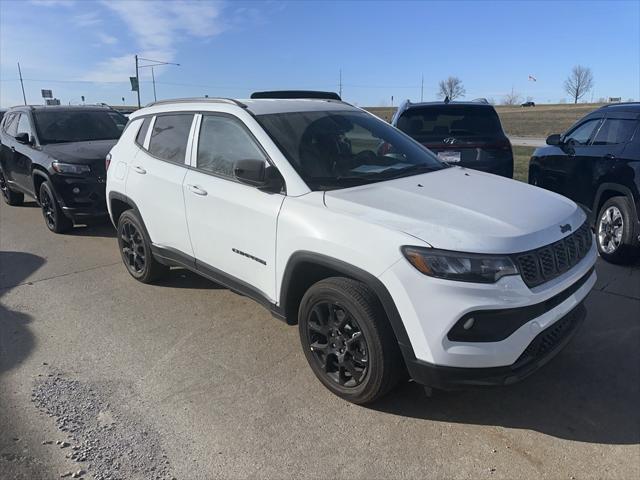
[608,97,622,103]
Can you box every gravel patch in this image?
[32,370,175,480]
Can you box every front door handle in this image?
[187,184,207,196]
[133,165,146,174]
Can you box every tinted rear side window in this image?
[135,117,151,146]
[148,114,193,164]
[592,118,637,145]
[397,106,502,139]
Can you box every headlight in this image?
[51,162,91,175]
[401,246,518,283]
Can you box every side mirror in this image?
[234,159,283,191]
[15,132,31,145]
[546,134,562,146]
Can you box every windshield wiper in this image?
[375,164,442,180]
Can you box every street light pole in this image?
[135,54,141,108]
[151,66,157,102]
[17,62,27,105]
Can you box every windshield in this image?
[397,105,502,141]
[33,110,127,144]
[257,110,446,190]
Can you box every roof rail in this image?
[250,90,342,101]
[471,98,489,104]
[144,97,247,108]
[598,101,640,108]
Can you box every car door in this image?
[537,116,602,205]
[10,113,37,192]
[183,113,285,302]
[0,113,20,184]
[125,113,195,259]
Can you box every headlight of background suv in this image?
[51,162,91,175]
[401,246,519,283]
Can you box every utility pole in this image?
[421,74,424,102]
[135,54,141,108]
[17,62,27,105]
[151,66,157,102]
[339,69,342,98]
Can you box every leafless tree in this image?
[502,89,521,105]
[564,65,594,104]
[438,76,465,100]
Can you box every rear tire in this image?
[298,277,404,404]
[117,209,168,283]
[39,181,72,233]
[0,169,24,206]
[596,196,639,264]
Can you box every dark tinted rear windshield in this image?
[33,110,126,144]
[397,105,502,139]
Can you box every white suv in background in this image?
[106,92,596,404]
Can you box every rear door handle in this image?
[133,165,146,174]
[187,184,207,196]
[604,154,616,160]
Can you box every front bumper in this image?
[402,301,586,389]
[50,174,107,220]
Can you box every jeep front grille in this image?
[514,222,592,288]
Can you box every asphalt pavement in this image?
[1,199,639,479]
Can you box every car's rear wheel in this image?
[0,169,24,206]
[298,277,404,404]
[596,196,639,264]
[39,181,72,233]
[117,210,168,283]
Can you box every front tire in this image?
[39,181,72,233]
[298,277,404,404]
[596,196,639,264]
[117,210,168,283]
[0,169,24,206]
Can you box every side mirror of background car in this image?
[234,159,283,192]
[546,134,562,146]
[15,132,32,145]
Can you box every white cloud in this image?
[30,0,75,6]
[97,32,117,45]
[73,12,101,27]
[82,0,225,82]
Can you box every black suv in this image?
[0,105,126,233]
[529,103,640,264]
[391,100,513,177]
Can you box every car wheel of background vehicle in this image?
[39,181,72,233]
[117,210,168,283]
[596,196,639,264]
[0,169,24,206]
[298,277,404,404]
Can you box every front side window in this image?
[16,114,32,137]
[564,118,601,146]
[33,110,127,144]
[197,115,267,177]
[592,118,637,145]
[257,110,445,190]
[148,114,194,164]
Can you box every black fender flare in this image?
[31,168,55,203]
[107,192,153,242]
[279,251,415,360]
[592,183,639,228]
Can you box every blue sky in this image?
[1,0,638,107]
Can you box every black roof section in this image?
[250,90,341,101]
[597,102,640,112]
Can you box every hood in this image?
[41,140,117,164]
[323,167,585,254]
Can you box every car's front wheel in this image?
[0,169,24,206]
[298,277,404,404]
[117,210,168,283]
[596,196,639,264]
[39,181,72,233]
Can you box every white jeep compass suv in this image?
[106,92,597,404]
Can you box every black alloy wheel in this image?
[0,169,24,205]
[39,181,72,233]
[306,301,369,388]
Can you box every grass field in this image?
[365,103,605,138]
[513,146,535,183]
